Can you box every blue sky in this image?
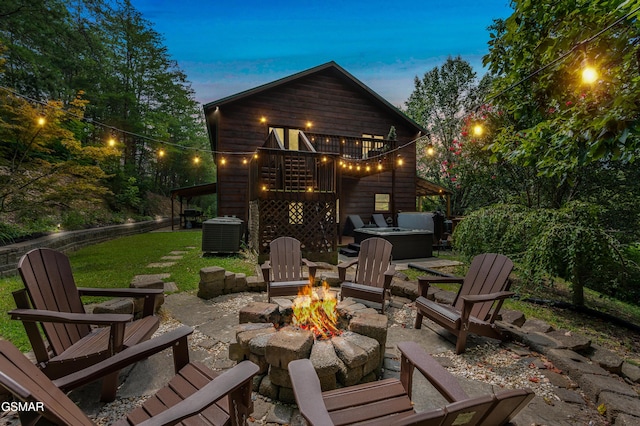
[132,1,513,107]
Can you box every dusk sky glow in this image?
[132,1,513,107]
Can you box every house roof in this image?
[416,177,452,196]
[203,61,427,134]
[170,182,217,200]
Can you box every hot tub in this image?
[353,227,433,259]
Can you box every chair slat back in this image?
[453,253,513,321]
[270,237,304,282]
[355,238,393,288]
[17,248,91,356]
[477,388,534,426]
[0,340,94,426]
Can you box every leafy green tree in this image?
[0,90,113,219]
[405,56,491,214]
[483,0,640,178]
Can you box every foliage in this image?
[454,202,635,306]
[483,0,640,178]
[0,0,214,233]
[0,90,113,216]
[404,56,493,214]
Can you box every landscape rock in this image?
[584,344,624,374]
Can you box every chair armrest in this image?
[135,360,260,426]
[418,276,464,285]
[288,359,334,425]
[397,341,469,403]
[261,262,271,283]
[9,308,132,325]
[383,264,396,288]
[53,326,194,391]
[417,276,464,298]
[301,258,318,281]
[337,258,358,281]
[78,287,163,298]
[460,291,515,304]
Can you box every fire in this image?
[292,280,341,339]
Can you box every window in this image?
[269,127,301,150]
[288,202,304,224]
[362,134,385,159]
[375,194,390,212]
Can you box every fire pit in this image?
[230,281,388,403]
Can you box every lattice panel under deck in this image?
[257,199,337,257]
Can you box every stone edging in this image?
[387,274,640,425]
[0,218,175,277]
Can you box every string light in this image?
[426,144,435,156]
[242,158,248,165]
[1,3,634,167]
[158,148,166,158]
[582,65,598,84]
[194,156,201,164]
[108,137,117,147]
[473,124,484,137]
[37,116,46,126]
[219,157,226,165]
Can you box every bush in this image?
[454,202,629,305]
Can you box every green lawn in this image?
[0,231,256,350]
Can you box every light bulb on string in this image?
[37,116,46,127]
[582,64,598,84]
[194,156,201,165]
[425,144,435,156]
[473,124,484,137]
[158,148,166,158]
[108,136,117,147]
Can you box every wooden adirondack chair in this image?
[261,237,318,302]
[10,248,163,401]
[0,329,259,426]
[414,253,515,354]
[339,237,395,313]
[288,341,534,426]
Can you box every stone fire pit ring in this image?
[230,298,388,403]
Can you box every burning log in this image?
[292,281,341,339]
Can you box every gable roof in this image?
[203,61,426,134]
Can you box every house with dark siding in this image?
[203,61,438,262]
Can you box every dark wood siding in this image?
[212,67,419,225]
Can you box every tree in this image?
[483,0,640,178]
[0,89,113,220]
[458,0,640,306]
[405,56,493,213]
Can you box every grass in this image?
[0,230,255,350]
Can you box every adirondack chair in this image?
[288,341,534,426]
[261,236,318,302]
[10,247,163,401]
[414,253,515,354]
[0,329,259,426]
[339,237,395,313]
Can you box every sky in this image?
[132,1,514,108]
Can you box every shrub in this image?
[454,202,629,306]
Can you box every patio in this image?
[43,257,632,426]
[1,242,638,425]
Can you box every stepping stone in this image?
[169,251,188,255]
[146,262,176,268]
[164,282,179,292]
[161,256,183,260]
[132,274,170,283]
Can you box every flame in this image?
[292,280,341,339]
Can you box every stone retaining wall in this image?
[0,218,175,277]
